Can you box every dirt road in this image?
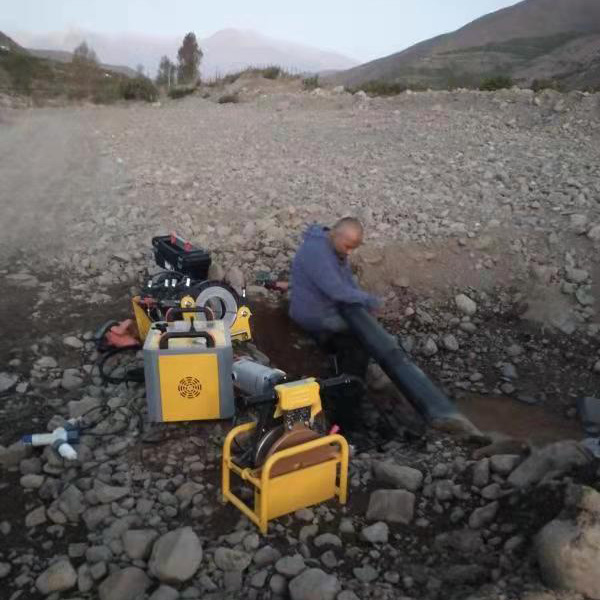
[0,107,122,265]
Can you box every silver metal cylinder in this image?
[232,359,286,395]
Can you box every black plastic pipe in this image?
[339,304,460,423]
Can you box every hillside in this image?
[330,0,600,90]
[27,48,138,78]
[0,31,133,103]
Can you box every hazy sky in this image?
[2,0,522,61]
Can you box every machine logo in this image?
[178,376,203,399]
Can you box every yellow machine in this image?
[143,315,235,422]
[132,295,252,344]
[222,378,349,533]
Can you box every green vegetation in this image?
[302,75,319,90]
[531,78,564,92]
[168,84,197,99]
[218,92,239,104]
[479,75,514,91]
[120,77,158,102]
[0,49,158,103]
[207,66,297,88]
[0,52,53,95]
[440,32,583,61]
[350,79,408,96]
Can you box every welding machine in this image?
[143,308,234,422]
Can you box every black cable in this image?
[98,345,144,385]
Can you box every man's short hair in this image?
[332,216,363,234]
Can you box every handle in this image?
[159,331,216,350]
[165,306,215,322]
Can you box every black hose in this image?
[339,304,460,423]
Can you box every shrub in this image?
[168,85,197,99]
[262,66,281,80]
[218,92,239,104]
[92,83,121,104]
[531,78,563,92]
[120,77,158,102]
[351,80,408,97]
[303,75,319,90]
[479,75,514,91]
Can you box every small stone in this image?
[506,344,524,357]
[314,533,342,548]
[455,294,477,316]
[94,480,130,503]
[295,508,314,522]
[501,363,518,380]
[275,554,306,577]
[289,568,340,600]
[490,454,521,475]
[149,585,180,600]
[360,521,389,543]
[149,527,203,583]
[353,565,379,583]
[253,545,281,567]
[61,369,84,390]
[122,529,158,560]
[20,474,45,489]
[472,459,490,488]
[63,336,84,349]
[215,547,251,572]
[26,505,47,527]
[372,462,423,491]
[251,569,269,588]
[320,550,337,568]
[442,334,459,351]
[481,483,502,500]
[469,501,499,529]
[0,563,11,579]
[0,372,18,393]
[366,490,415,524]
[270,573,288,595]
[98,567,151,600]
[35,558,77,594]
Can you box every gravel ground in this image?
[0,84,599,600]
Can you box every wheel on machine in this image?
[188,280,241,328]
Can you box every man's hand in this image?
[273,281,289,292]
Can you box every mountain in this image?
[329,0,600,90]
[0,31,27,53]
[199,28,358,76]
[9,28,359,79]
[27,48,138,78]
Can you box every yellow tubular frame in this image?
[222,423,349,534]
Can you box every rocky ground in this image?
[1,82,600,600]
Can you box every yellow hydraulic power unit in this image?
[143,312,234,422]
[222,378,349,533]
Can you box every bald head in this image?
[330,217,364,259]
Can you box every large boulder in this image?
[536,486,600,599]
[149,526,203,583]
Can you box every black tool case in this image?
[152,235,212,280]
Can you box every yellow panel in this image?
[257,461,337,521]
[132,297,152,342]
[158,354,220,421]
[274,379,322,421]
